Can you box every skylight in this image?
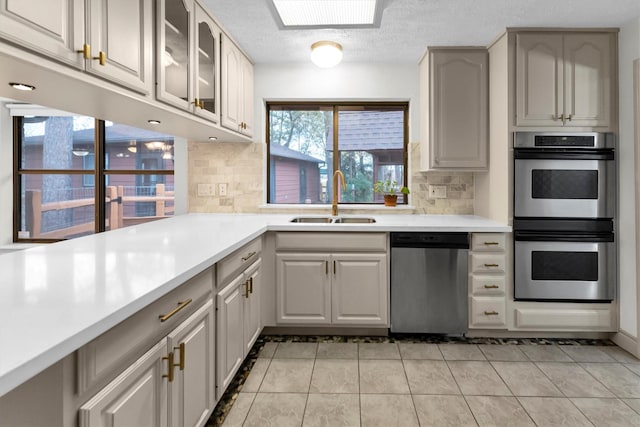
[271,0,381,28]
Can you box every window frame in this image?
[13,117,175,243]
[266,101,409,205]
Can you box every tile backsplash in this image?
[188,141,474,214]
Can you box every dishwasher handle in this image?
[390,232,469,249]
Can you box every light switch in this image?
[219,183,228,196]
[197,183,214,196]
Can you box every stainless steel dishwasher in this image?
[390,232,469,334]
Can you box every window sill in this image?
[258,204,416,212]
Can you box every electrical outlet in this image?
[429,184,447,199]
[219,183,228,196]
[197,183,214,196]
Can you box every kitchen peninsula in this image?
[0,213,509,426]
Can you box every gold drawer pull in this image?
[484,284,500,289]
[159,298,192,322]
[174,343,185,371]
[162,352,175,382]
[484,310,499,316]
[483,242,500,246]
[244,280,250,298]
[93,50,106,66]
[242,251,257,262]
[77,43,91,59]
[484,263,499,268]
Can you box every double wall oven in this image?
[513,132,616,302]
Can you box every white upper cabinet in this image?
[221,33,253,137]
[193,4,221,123]
[516,32,616,129]
[0,0,153,94]
[157,0,193,110]
[0,0,85,68]
[86,0,153,94]
[420,48,488,171]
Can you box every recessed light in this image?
[148,119,161,125]
[209,136,218,141]
[9,82,36,91]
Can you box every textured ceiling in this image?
[202,0,640,64]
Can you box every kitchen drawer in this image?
[77,268,213,395]
[470,253,506,274]
[469,274,505,295]
[217,237,262,287]
[275,232,387,252]
[471,233,506,252]
[513,306,614,331]
[469,296,506,328]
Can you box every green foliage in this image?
[373,179,410,195]
[269,109,330,159]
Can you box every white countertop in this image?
[0,213,509,397]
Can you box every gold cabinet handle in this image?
[484,263,500,268]
[174,343,185,371]
[244,280,249,298]
[566,114,572,122]
[192,98,200,107]
[483,242,499,246]
[199,100,205,109]
[77,43,91,59]
[484,310,499,316]
[159,298,192,322]
[484,284,500,289]
[242,251,257,262]
[249,276,253,294]
[162,352,175,382]
[93,51,106,66]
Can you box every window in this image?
[267,103,408,205]
[14,116,175,242]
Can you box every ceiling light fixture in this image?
[145,141,166,150]
[148,119,161,125]
[208,136,218,141]
[127,141,137,153]
[72,148,90,157]
[9,82,36,91]
[271,0,380,28]
[310,41,343,68]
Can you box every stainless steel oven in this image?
[514,132,615,219]
[513,132,616,303]
[514,221,615,302]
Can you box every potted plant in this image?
[373,179,410,207]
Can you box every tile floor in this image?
[219,341,640,427]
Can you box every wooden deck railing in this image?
[25,184,175,239]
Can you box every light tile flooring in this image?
[220,341,640,427]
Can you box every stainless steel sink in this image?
[289,216,376,224]
[289,216,333,223]
[333,217,376,224]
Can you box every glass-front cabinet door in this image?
[157,0,193,110]
[194,4,221,123]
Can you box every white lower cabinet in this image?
[79,299,215,427]
[275,232,388,327]
[216,259,261,398]
[468,233,507,329]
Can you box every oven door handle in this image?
[514,149,614,160]
[514,231,614,243]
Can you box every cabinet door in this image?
[86,0,153,94]
[240,54,254,137]
[157,0,193,110]
[167,299,215,427]
[564,33,614,128]
[79,340,168,427]
[0,0,85,67]
[244,260,262,354]
[332,253,388,325]
[276,253,331,324]
[193,3,220,123]
[516,33,564,126]
[429,49,488,170]
[221,34,241,132]
[216,274,245,397]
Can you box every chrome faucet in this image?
[332,170,346,216]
